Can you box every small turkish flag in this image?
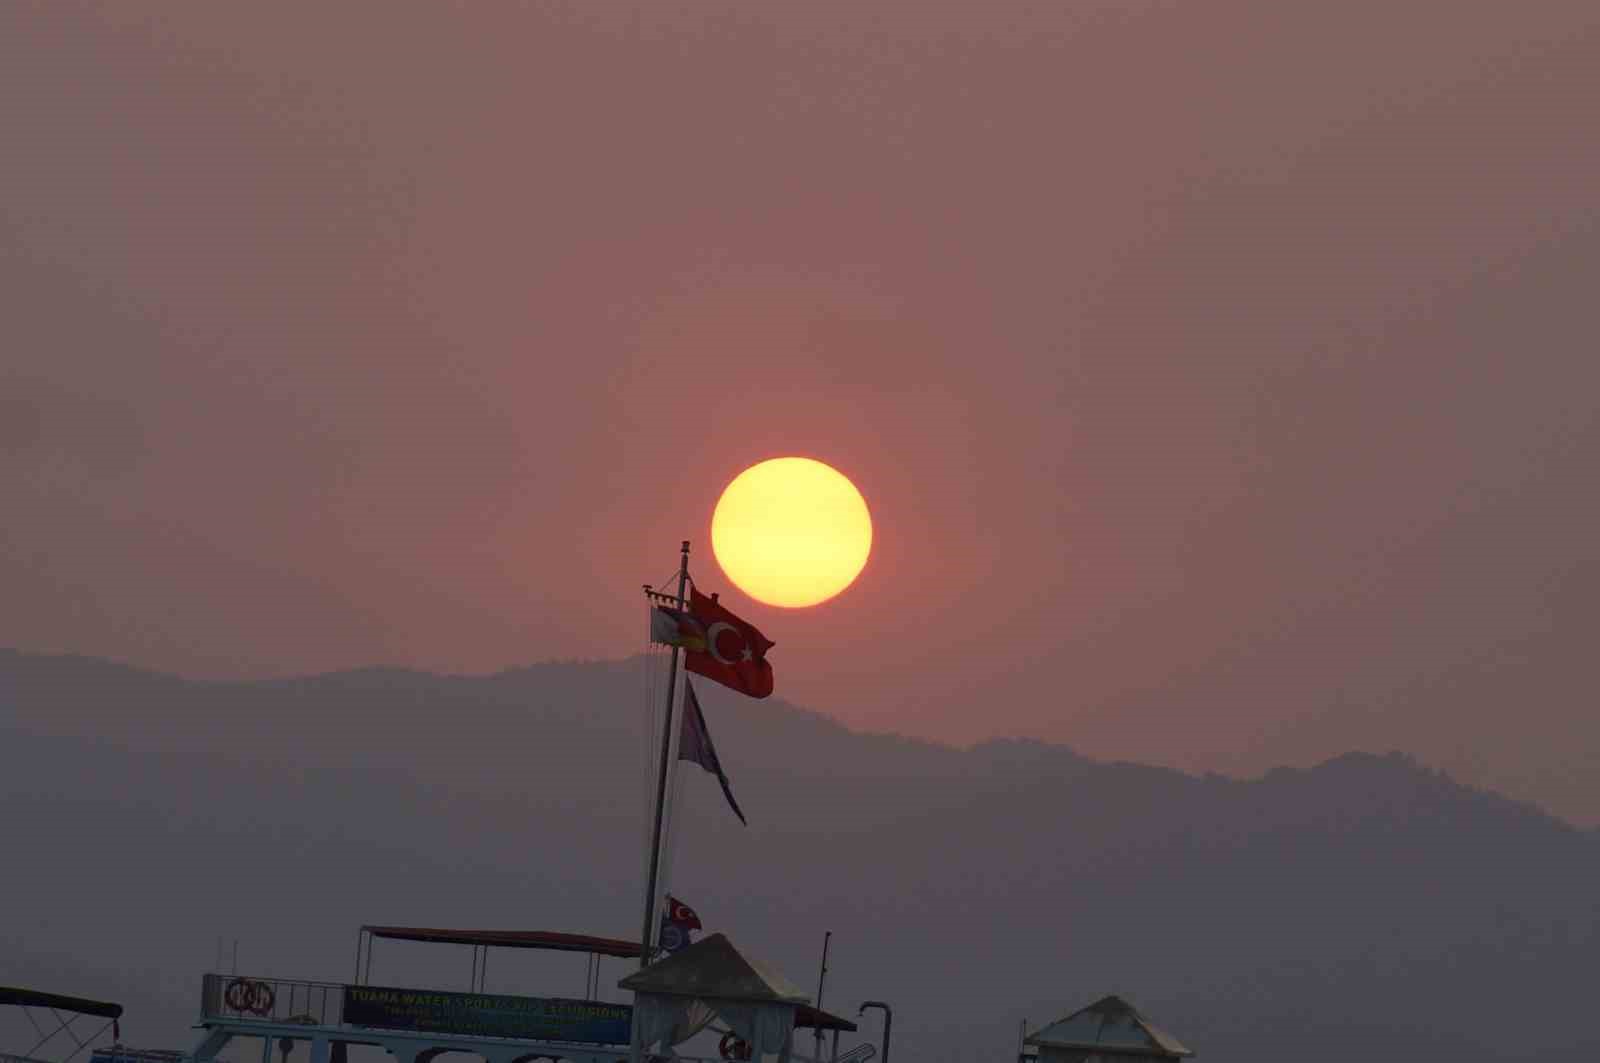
[684,588,775,699]
[665,895,703,930]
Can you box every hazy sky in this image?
[4,1,1598,822]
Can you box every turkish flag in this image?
[665,895,703,930]
[684,587,775,698]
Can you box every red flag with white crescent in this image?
[665,895,703,930]
[684,588,775,699]
[659,894,703,952]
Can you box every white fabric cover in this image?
[713,1001,797,1059]
[631,995,718,1052]
[629,994,795,1063]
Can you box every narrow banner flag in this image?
[679,679,748,825]
[684,587,775,698]
[650,604,707,651]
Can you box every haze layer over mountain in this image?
[5,1,1599,827]
[3,651,1597,1063]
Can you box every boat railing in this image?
[2,1053,55,1063]
[668,1048,873,1063]
[200,973,345,1027]
[828,1046,876,1063]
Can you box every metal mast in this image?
[638,540,691,968]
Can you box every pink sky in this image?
[4,1,1598,822]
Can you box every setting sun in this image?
[710,457,872,608]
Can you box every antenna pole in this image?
[813,930,832,1062]
[639,540,691,968]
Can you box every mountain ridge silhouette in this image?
[3,649,1595,1063]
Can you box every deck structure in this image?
[190,973,629,1063]
[191,929,864,1063]
[1,985,124,1063]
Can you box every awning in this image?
[794,1005,857,1033]
[0,987,123,1019]
[362,926,643,959]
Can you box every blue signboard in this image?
[342,985,631,1045]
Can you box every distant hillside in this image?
[3,650,1597,1063]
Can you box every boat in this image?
[183,542,877,1063]
[16,544,878,1063]
[189,923,869,1063]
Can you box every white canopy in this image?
[1025,995,1193,1061]
[618,934,809,1063]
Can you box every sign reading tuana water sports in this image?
[342,984,631,1045]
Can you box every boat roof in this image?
[794,1004,858,1033]
[1025,995,1193,1059]
[0,987,123,1019]
[617,933,809,1004]
[363,926,643,959]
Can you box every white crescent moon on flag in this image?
[705,621,743,664]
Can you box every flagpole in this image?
[639,539,690,969]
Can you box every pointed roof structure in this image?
[1025,996,1193,1060]
[617,933,810,1004]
